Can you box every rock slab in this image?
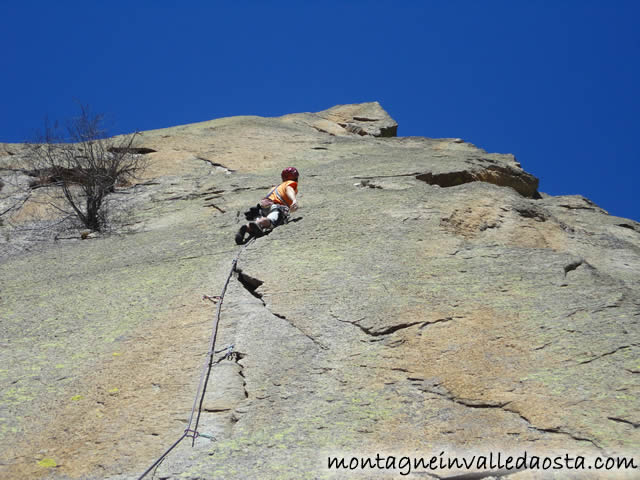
[0,103,638,480]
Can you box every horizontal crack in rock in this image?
[368,321,426,336]
[195,156,236,172]
[559,204,597,211]
[416,165,539,198]
[353,172,421,180]
[577,345,632,365]
[108,146,156,154]
[419,317,456,329]
[332,313,425,337]
[352,117,379,122]
[420,385,509,410]
[435,469,523,480]
[411,380,603,452]
[529,425,603,450]
[514,206,548,222]
[564,259,584,276]
[607,417,639,429]
[532,342,552,351]
[231,185,272,193]
[617,223,639,232]
[161,188,226,202]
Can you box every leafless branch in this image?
[0,191,32,217]
[28,104,147,231]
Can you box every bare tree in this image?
[29,105,147,231]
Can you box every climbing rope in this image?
[137,238,254,480]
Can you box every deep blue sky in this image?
[2,1,638,221]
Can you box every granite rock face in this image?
[0,104,638,480]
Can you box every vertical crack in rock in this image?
[235,269,264,300]
[234,269,328,350]
[270,311,329,350]
[236,358,249,400]
[202,353,248,414]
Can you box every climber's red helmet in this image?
[281,167,299,182]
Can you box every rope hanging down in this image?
[137,238,254,480]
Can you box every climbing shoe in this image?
[235,225,248,245]
[247,221,264,238]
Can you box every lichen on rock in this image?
[0,103,638,480]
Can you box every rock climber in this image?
[235,167,299,245]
